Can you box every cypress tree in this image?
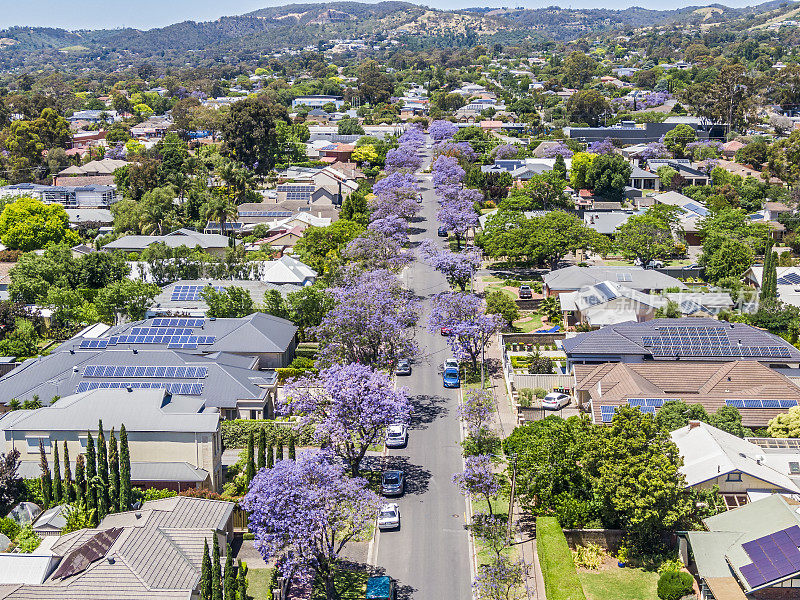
[276,440,284,461]
[212,534,223,600]
[288,434,296,460]
[224,543,235,600]
[85,432,97,515]
[63,441,74,503]
[201,538,212,600]
[266,443,274,468]
[75,453,85,505]
[97,420,109,515]
[236,560,248,600]
[52,443,62,504]
[39,441,52,509]
[109,428,120,513]
[245,432,255,484]
[770,250,779,298]
[119,424,131,511]
[257,429,266,470]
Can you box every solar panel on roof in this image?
[740,526,800,588]
[79,339,108,350]
[52,527,124,580]
[777,273,800,286]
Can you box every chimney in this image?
[688,420,701,429]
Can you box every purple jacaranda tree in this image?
[399,126,425,148]
[432,155,466,189]
[283,364,411,477]
[437,187,481,249]
[587,137,613,155]
[473,556,528,600]
[493,143,519,159]
[343,230,413,273]
[371,172,421,221]
[368,214,409,244]
[429,119,458,141]
[104,142,126,160]
[385,145,422,172]
[458,388,495,441]
[542,142,574,158]
[419,239,481,291]
[241,450,380,600]
[638,141,669,160]
[315,269,418,368]
[434,141,479,164]
[429,291,503,375]
[453,454,501,515]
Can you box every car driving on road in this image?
[377,503,400,530]
[385,424,408,448]
[396,359,411,376]
[443,366,460,388]
[381,470,405,496]
[542,392,570,410]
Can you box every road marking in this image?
[458,384,478,598]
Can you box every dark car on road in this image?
[396,359,412,376]
[381,470,405,496]
[437,226,448,237]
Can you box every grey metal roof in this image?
[544,266,686,292]
[0,347,270,410]
[100,496,233,532]
[102,228,229,251]
[562,317,800,362]
[17,461,208,484]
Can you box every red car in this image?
[440,327,453,336]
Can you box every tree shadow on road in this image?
[381,455,433,496]
[409,393,448,429]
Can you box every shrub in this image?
[534,388,547,398]
[657,570,694,600]
[14,524,41,553]
[220,419,312,449]
[553,492,595,528]
[142,488,178,501]
[0,517,19,541]
[537,517,587,600]
[518,388,536,408]
[572,543,605,570]
[658,558,684,574]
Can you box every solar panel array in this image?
[740,525,800,588]
[76,381,204,395]
[79,339,108,349]
[151,318,205,328]
[627,398,679,407]
[83,365,209,378]
[600,405,617,423]
[725,398,799,409]
[238,210,292,217]
[131,327,194,336]
[105,334,215,347]
[52,528,123,580]
[278,184,313,202]
[777,273,800,286]
[641,326,793,358]
[684,202,709,217]
[171,285,226,302]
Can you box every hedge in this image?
[536,516,587,600]
[220,419,314,449]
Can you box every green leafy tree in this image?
[138,186,178,235]
[586,406,691,546]
[0,197,79,251]
[52,443,62,504]
[201,538,212,600]
[287,283,334,339]
[566,89,609,126]
[704,239,754,283]
[615,204,682,266]
[95,280,161,324]
[96,420,109,517]
[39,441,52,509]
[569,152,595,191]
[74,453,85,505]
[212,534,223,600]
[245,432,255,485]
[337,117,365,135]
[108,428,119,513]
[236,560,248,600]
[562,51,597,88]
[294,220,365,274]
[62,441,73,503]
[85,433,97,517]
[266,443,274,469]
[201,286,254,319]
[663,125,698,158]
[221,95,290,173]
[358,60,393,105]
[4,121,44,183]
[288,435,296,460]
[204,196,238,235]
[257,429,266,470]
[586,154,632,201]
[486,290,519,328]
[224,544,236,600]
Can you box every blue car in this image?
[443,367,460,388]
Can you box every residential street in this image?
[369,142,473,600]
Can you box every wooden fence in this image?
[513,373,574,392]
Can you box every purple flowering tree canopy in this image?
[371,172,421,221]
[458,388,496,439]
[473,556,528,600]
[385,145,423,172]
[428,291,503,369]
[639,141,669,160]
[419,239,480,292]
[429,119,458,141]
[399,126,425,149]
[436,187,481,248]
[241,450,381,598]
[368,214,409,244]
[432,155,466,189]
[104,142,126,160]
[434,141,479,164]
[283,364,412,476]
[452,454,502,515]
[493,144,519,159]
[343,229,413,273]
[542,142,574,158]
[315,269,418,368]
[587,137,613,155]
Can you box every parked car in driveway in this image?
[385,424,408,448]
[377,503,400,530]
[396,359,411,376]
[366,576,396,600]
[518,284,532,299]
[381,470,405,496]
[542,392,570,410]
[443,366,460,388]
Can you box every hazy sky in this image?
[1,0,763,30]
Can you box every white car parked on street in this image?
[378,503,400,530]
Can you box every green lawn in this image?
[311,569,369,600]
[513,313,545,333]
[578,567,659,600]
[246,568,273,600]
[537,517,587,600]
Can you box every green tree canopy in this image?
[0,197,79,252]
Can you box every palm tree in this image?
[204,196,238,236]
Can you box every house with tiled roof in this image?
[574,360,800,428]
[544,266,686,298]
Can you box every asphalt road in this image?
[369,141,473,600]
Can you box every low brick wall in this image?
[563,529,626,552]
[514,299,541,310]
[501,332,567,346]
